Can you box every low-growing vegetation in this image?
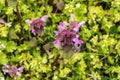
[0,0,120,80]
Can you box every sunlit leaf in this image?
[0,52,8,65]
[54,0,64,11]
[8,29,19,39]
[6,0,17,9]
[6,41,17,53]
[28,37,38,47]
[0,71,5,80]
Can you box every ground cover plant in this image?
[0,0,120,80]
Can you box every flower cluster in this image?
[54,14,85,52]
[26,15,48,35]
[3,64,24,77]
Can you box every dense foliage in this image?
[0,0,120,80]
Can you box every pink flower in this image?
[54,40,60,44]
[73,37,83,45]
[59,22,65,32]
[54,14,85,52]
[54,31,59,36]
[41,15,48,22]
[3,64,24,77]
[26,15,48,35]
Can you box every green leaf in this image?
[6,0,17,9]
[8,29,19,39]
[0,52,8,65]
[0,71,5,80]
[6,41,17,53]
[28,37,38,47]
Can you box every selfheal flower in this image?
[54,27,81,52]
[3,64,24,77]
[54,14,85,52]
[26,15,48,35]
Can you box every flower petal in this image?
[41,15,48,22]
[63,22,69,26]
[59,22,65,32]
[26,19,32,26]
[54,40,60,44]
[54,31,59,36]
[73,38,83,44]
[0,19,6,24]
[17,66,24,72]
[3,70,9,74]
[4,64,9,68]
[78,21,85,27]
[73,21,85,32]
[16,72,21,77]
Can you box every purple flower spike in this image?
[41,15,48,22]
[3,64,24,77]
[54,14,85,52]
[26,15,48,35]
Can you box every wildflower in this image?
[26,15,48,35]
[54,24,84,52]
[54,14,85,52]
[3,64,24,77]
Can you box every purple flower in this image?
[69,21,78,28]
[0,19,11,27]
[54,40,60,44]
[3,70,9,75]
[4,64,10,68]
[73,37,83,45]
[54,31,59,36]
[0,19,6,24]
[26,15,48,35]
[54,28,78,52]
[41,15,48,22]
[59,22,65,32]
[3,64,24,77]
[54,14,85,52]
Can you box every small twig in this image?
[51,53,60,70]
[16,3,22,26]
